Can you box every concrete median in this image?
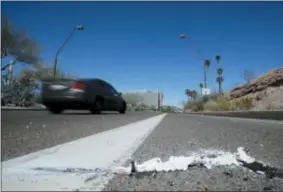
[1,106,46,111]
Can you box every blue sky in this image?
[2,1,283,106]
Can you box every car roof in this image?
[77,78,110,84]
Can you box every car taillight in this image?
[72,81,87,89]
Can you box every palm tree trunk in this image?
[218,82,222,94]
[204,66,207,89]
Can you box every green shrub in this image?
[185,100,204,112]
[1,72,39,107]
[233,97,253,110]
[160,105,175,113]
[185,94,253,112]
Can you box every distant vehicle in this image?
[41,78,127,114]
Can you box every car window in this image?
[100,81,118,95]
[107,84,118,94]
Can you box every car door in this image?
[101,82,119,110]
[107,84,122,109]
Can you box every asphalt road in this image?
[104,114,283,191]
[1,110,160,161]
[2,111,283,191]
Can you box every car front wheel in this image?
[119,102,126,114]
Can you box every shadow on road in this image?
[60,111,120,115]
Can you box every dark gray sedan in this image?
[41,78,127,114]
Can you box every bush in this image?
[160,105,175,113]
[185,100,204,112]
[203,96,235,111]
[202,93,221,103]
[1,72,38,107]
[233,97,253,110]
[184,94,253,112]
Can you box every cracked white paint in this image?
[113,147,257,175]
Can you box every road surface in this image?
[1,110,160,161]
[104,114,283,191]
[2,111,283,191]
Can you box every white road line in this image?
[2,113,167,191]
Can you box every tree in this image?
[216,76,224,94]
[185,89,193,100]
[18,62,75,82]
[1,17,43,71]
[191,90,198,100]
[199,83,203,96]
[204,59,210,89]
[216,55,221,64]
[243,69,255,83]
[217,67,223,76]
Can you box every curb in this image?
[1,107,46,111]
[185,110,283,121]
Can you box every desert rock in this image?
[228,67,283,110]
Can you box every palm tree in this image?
[216,76,224,94]
[199,83,203,96]
[185,89,192,100]
[216,55,221,65]
[191,90,197,100]
[204,59,210,89]
[217,67,223,76]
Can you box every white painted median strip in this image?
[2,113,167,191]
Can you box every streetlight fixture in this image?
[53,25,84,79]
[179,33,204,59]
[76,25,84,31]
[179,34,187,39]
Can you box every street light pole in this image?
[179,33,208,92]
[179,33,204,61]
[53,25,84,79]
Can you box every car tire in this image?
[119,102,126,114]
[89,98,102,114]
[48,106,64,114]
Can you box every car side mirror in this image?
[118,92,122,96]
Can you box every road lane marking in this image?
[2,113,167,191]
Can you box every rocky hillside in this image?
[228,67,283,111]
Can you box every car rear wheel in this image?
[89,98,102,114]
[48,106,64,114]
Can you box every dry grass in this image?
[185,94,253,112]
